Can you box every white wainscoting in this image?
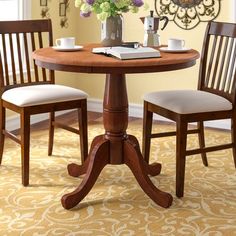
[6,98,231,131]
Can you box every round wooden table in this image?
[33,44,199,209]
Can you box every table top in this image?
[32,43,200,74]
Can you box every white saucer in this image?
[52,45,83,52]
[159,47,191,53]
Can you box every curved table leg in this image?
[61,135,109,209]
[128,135,162,176]
[67,136,103,177]
[124,135,173,208]
[67,161,89,177]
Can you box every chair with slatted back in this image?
[0,19,88,186]
[142,21,236,197]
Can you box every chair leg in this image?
[176,120,188,198]
[197,121,208,166]
[231,117,236,168]
[21,111,30,186]
[78,100,88,163]
[48,111,55,156]
[142,101,153,164]
[0,104,6,165]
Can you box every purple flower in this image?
[132,0,143,7]
[86,0,95,5]
[80,11,92,17]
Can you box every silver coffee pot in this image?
[140,11,169,47]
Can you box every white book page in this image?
[92,46,161,59]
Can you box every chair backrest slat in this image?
[216,36,229,90]
[226,41,236,93]
[9,33,17,84]
[16,33,24,83]
[38,32,47,82]
[199,21,236,104]
[1,34,9,86]
[0,53,4,88]
[205,35,218,87]
[30,32,39,82]
[221,38,234,92]
[0,19,54,93]
[23,32,31,83]
[210,36,223,88]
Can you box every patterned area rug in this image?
[0,121,236,235]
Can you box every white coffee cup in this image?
[168,38,185,50]
[56,37,75,48]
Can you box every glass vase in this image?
[101,15,123,47]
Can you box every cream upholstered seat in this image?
[2,84,88,107]
[0,19,88,186]
[143,90,232,114]
[142,21,236,198]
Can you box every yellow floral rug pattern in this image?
[0,121,236,235]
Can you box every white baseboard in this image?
[6,98,231,131]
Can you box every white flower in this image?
[81,3,92,13]
[74,0,148,21]
[100,2,110,12]
[143,2,149,11]
[75,0,81,7]
[97,12,110,21]
[130,6,139,13]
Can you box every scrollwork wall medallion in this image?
[154,0,221,30]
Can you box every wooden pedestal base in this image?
[61,73,173,209]
[61,134,173,209]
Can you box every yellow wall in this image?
[30,1,233,105]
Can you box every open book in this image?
[92,46,161,60]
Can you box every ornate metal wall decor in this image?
[59,0,70,28]
[60,17,69,28]
[39,0,71,28]
[40,0,50,18]
[59,0,70,17]
[40,7,50,18]
[154,0,221,30]
[40,0,47,6]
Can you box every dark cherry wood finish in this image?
[0,19,88,186]
[32,43,199,209]
[142,21,236,198]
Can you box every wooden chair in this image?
[142,21,236,197]
[0,19,88,186]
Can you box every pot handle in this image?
[160,16,169,30]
